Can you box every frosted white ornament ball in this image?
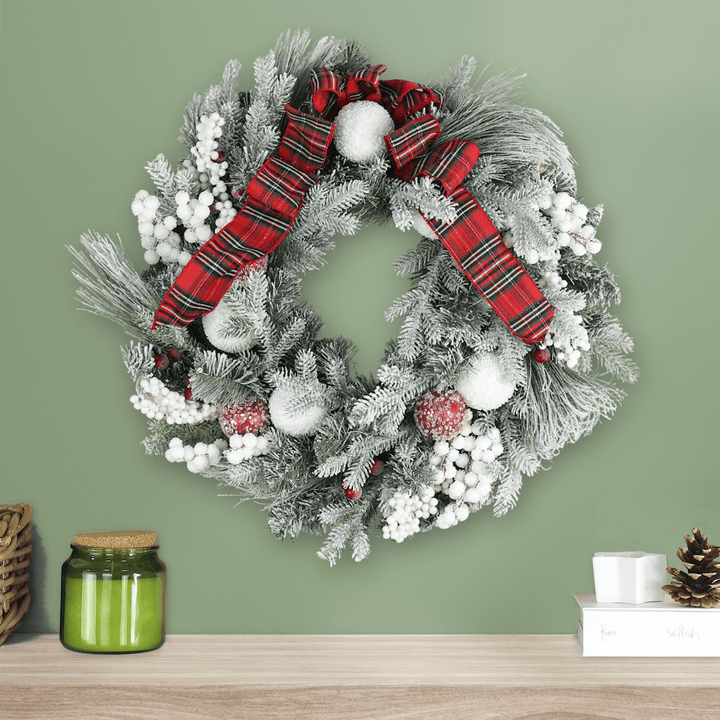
[269,386,327,437]
[333,101,394,163]
[456,352,518,411]
[202,299,256,354]
[411,210,437,239]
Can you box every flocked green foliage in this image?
[70,31,637,565]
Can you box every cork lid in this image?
[72,530,157,549]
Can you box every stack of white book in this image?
[574,593,720,657]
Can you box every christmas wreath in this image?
[71,31,637,564]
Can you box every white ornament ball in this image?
[202,299,255,354]
[412,211,437,239]
[269,387,326,437]
[456,353,518,411]
[333,101,394,163]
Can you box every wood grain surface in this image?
[2,634,719,719]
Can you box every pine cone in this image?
[662,528,720,608]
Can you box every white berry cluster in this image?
[381,486,439,543]
[543,313,591,369]
[175,190,215,245]
[501,228,557,265]
[190,113,237,230]
[131,190,191,266]
[539,270,568,291]
[430,423,503,529]
[130,376,219,425]
[165,437,228,473]
[224,433,270,464]
[546,192,602,256]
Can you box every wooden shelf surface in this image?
[2,634,719,719]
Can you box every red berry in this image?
[214,150,226,163]
[168,347,182,360]
[184,387,195,401]
[344,485,362,500]
[533,347,551,363]
[219,398,270,437]
[154,354,170,370]
[370,459,384,476]
[184,375,191,386]
[232,186,245,199]
[414,390,467,441]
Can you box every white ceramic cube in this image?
[592,551,668,604]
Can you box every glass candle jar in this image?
[60,530,166,653]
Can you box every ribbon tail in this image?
[153,107,334,329]
[151,199,294,330]
[421,188,554,346]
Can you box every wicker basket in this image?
[0,504,32,646]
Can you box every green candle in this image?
[60,531,166,654]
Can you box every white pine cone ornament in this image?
[268,386,327,437]
[456,352,518,411]
[202,298,256,354]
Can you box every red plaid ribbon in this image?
[152,108,334,328]
[383,114,554,344]
[153,65,554,346]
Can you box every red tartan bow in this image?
[311,64,440,126]
[153,66,554,347]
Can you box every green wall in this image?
[2,0,718,635]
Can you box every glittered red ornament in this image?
[168,347,182,360]
[344,484,362,500]
[219,398,270,437]
[533,347,551,363]
[414,390,467,441]
[154,354,169,370]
